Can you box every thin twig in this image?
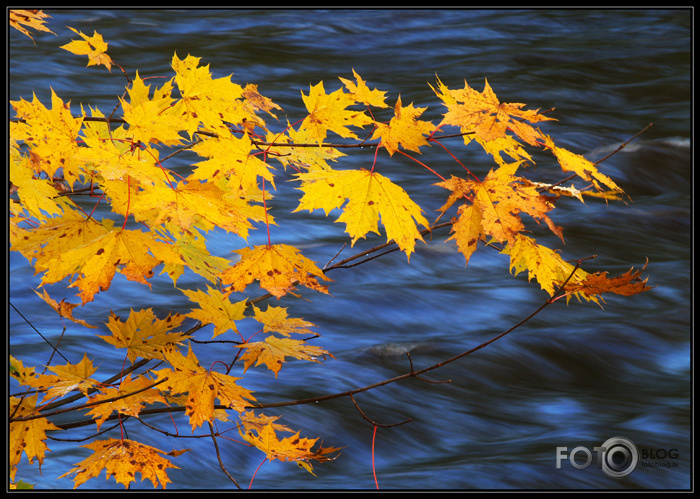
[349,394,412,428]
[208,422,242,490]
[10,378,170,423]
[245,259,585,410]
[594,122,653,165]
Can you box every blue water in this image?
[9,9,690,490]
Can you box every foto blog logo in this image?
[556,436,639,478]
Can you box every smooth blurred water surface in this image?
[9,9,690,490]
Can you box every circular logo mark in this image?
[600,437,639,478]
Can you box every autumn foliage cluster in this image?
[9,11,652,489]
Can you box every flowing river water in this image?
[9,9,690,490]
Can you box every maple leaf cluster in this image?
[9,21,652,489]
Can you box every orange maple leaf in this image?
[300,81,373,144]
[444,202,484,266]
[85,374,167,430]
[240,423,341,475]
[33,289,97,328]
[99,309,189,362]
[61,27,113,72]
[38,224,173,305]
[432,76,554,145]
[236,336,334,378]
[241,83,283,124]
[436,163,563,264]
[9,394,61,482]
[479,163,563,243]
[371,95,434,156]
[239,410,294,435]
[9,10,55,41]
[21,353,99,403]
[59,438,179,489]
[252,304,319,337]
[294,168,430,259]
[153,344,256,429]
[220,244,331,299]
[565,262,653,300]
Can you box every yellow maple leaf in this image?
[240,423,340,475]
[38,225,169,305]
[77,126,166,187]
[502,234,594,302]
[10,10,55,41]
[131,180,266,238]
[338,69,388,108]
[295,167,430,259]
[85,374,167,430]
[542,134,624,193]
[9,152,72,221]
[239,410,294,435]
[236,335,333,378]
[10,209,109,270]
[476,133,534,168]
[21,353,99,403]
[371,95,434,156]
[120,72,186,146]
[220,244,331,299]
[61,27,113,72]
[267,121,346,171]
[10,356,37,385]
[241,83,283,124]
[300,81,373,144]
[33,289,97,328]
[59,438,179,489]
[159,227,230,285]
[153,344,256,429]
[252,304,319,337]
[9,394,61,482]
[99,309,189,362]
[432,76,554,145]
[520,178,623,203]
[171,52,256,134]
[189,128,275,190]
[181,285,247,338]
[10,89,84,180]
